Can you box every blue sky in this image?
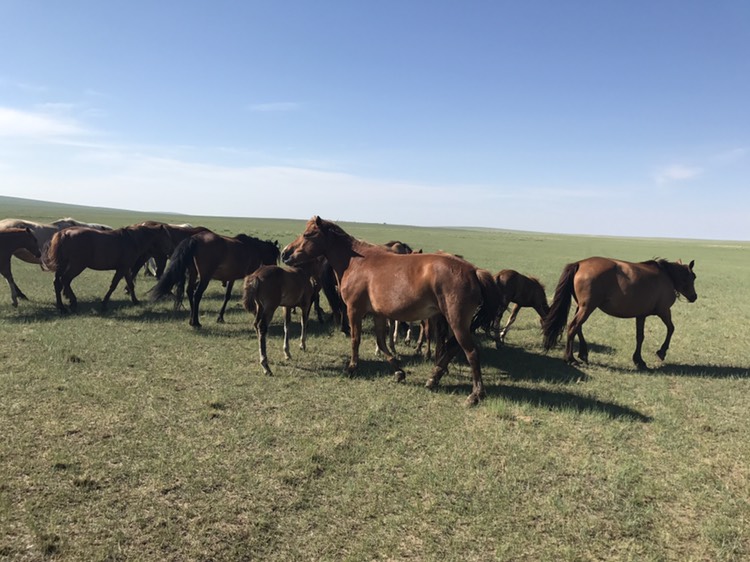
[1,1,748,240]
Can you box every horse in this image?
[0,228,41,307]
[492,269,549,344]
[542,257,697,369]
[149,231,280,327]
[242,263,318,375]
[43,224,172,313]
[0,217,112,266]
[129,221,209,280]
[281,216,503,405]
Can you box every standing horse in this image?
[149,231,280,327]
[129,221,210,280]
[242,263,317,375]
[281,216,503,405]
[492,269,549,344]
[44,224,172,313]
[0,228,41,306]
[0,217,111,266]
[542,257,697,369]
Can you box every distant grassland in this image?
[1,196,749,561]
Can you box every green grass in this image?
[1,197,749,561]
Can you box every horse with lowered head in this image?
[492,269,549,345]
[281,216,503,406]
[149,230,280,327]
[542,256,697,369]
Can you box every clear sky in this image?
[1,1,748,240]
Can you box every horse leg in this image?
[282,306,293,359]
[566,304,594,365]
[346,309,363,376]
[499,303,522,343]
[372,315,405,382]
[655,309,674,362]
[633,316,648,369]
[455,329,485,406]
[254,304,272,375]
[62,276,78,312]
[299,299,312,351]
[2,270,20,307]
[216,280,234,323]
[190,279,210,328]
[101,270,126,311]
[124,271,139,304]
[53,273,67,313]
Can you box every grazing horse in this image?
[149,231,280,327]
[242,263,317,375]
[542,257,697,369]
[281,216,503,405]
[492,269,549,344]
[0,228,41,306]
[44,224,172,313]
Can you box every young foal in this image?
[0,228,41,306]
[282,216,503,405]
[242,264,317,375]
[542,257,697,369]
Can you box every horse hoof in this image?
[216,317,225,324]
[656,350,667,361]
[395,370,406,383]
[465,393,482,407]
[425,378,438,390]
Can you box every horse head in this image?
[665,259,697,303]
[282,216,331,265]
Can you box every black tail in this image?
[149,237,197,302]
[471,269,504,333]
[542,263,577,350]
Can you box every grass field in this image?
[1,196,749,561]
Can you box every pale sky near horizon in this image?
[1,1,748,240]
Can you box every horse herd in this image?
[0,215,698,405]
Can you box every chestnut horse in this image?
[542,257,697,369]
[242,263,318,375]
[281,216,503,405]
[44,224,171,313]
[0,228,41,306]
[149,231,280,327]
[492,269,549,344]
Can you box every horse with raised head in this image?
[44,224,172,313]
[149,231,280,327]
[281,216,503,405]
[542,257,697,369]
[492,269,549,344]
[0,228,41,306]
[242,263,318,375]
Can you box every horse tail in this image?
[41,232,63,272]
[149,237,197,302]
[542,262,578,350]
[471,268,504,333]
[242,274,259,314]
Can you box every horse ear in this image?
[314,216,322,227]
[689,260,695,270]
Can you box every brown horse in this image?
[281,216,503,405]
[130,221,210,280]
[242,263,317,375]
[542,257,697,369]
[492,269,549,344]
[149,231,280,327]
[0,228,41,306]
[44,224,172,313]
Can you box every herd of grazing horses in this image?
[0,214,698,405]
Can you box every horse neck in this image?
[323,235,364,280]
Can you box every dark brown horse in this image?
[149,231,280,327]
[281,216,503,405]
[44,224,172,313]
[129,221,211,280]
[0,228,41,307]
[542,257,697,369]
[242,263,317,375]
[492,269,549,344]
